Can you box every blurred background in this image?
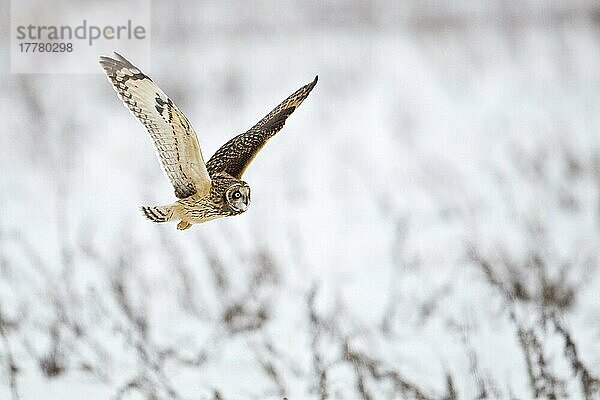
[1,1,600,399]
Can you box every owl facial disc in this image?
[225,184,251,213]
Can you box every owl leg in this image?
[177,220,192,230]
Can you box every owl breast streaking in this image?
[99,52,317,230]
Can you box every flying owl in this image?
[99,52,317,230]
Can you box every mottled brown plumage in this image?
[100,52,316,230]
[206,76,318,178]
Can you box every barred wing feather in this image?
[99,52,211,198]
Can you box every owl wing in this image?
[206,76,318,179]
[99,52,211,199]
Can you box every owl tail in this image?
[140,205,175,223]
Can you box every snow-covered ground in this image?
[1,1,600,399]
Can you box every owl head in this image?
[225,182,251,214]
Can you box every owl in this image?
[99,52,317,230]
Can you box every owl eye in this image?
[233,191,241,199]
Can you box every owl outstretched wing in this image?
[206,76,318,179]
[99,52,211,198]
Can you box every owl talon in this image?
[177,220,192,230]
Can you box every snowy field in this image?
[1,1,600,399]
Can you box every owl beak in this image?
[240,186,250,211]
